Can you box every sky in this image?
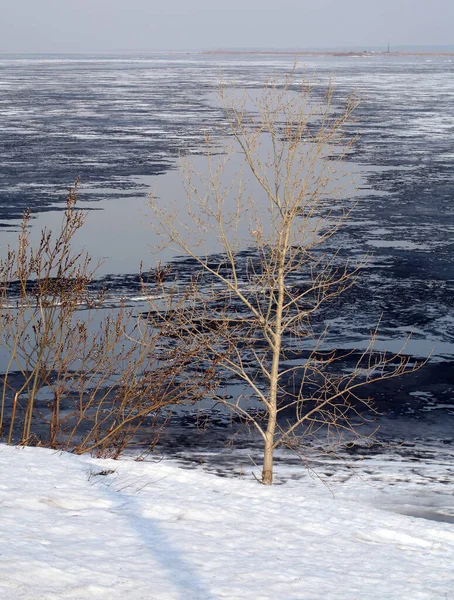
[0,0,452,53]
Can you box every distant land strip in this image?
[203,50,454,57]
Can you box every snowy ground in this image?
[1,444,453,600]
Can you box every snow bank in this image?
[0,444,453,599]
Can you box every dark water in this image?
[0,53,453,453]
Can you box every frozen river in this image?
[0,52,453,444]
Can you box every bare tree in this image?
[149,76,421,485]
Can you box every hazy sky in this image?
[1,0,452,53]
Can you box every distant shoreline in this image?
[203,50,454,57]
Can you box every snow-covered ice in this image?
[0,444,453,600]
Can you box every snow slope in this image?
[0,445,453,600]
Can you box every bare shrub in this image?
[0,181,211,456]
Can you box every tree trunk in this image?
[262,254,285,485]
[262,331,280,485]
[262,417,276,485]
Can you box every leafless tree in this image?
[149,75,422,484]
